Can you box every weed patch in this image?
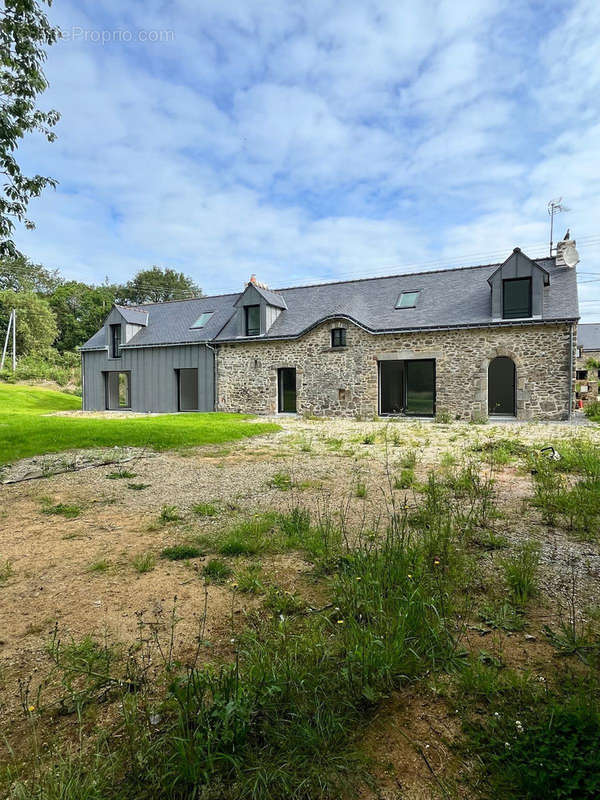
[161,545,202,561]
[41,499,81,518]
[202,558,232,583]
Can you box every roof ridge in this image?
[122,292,240,307]
[270,256,557,293]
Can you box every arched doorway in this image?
[488,357,516,416]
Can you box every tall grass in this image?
[7,464,488,800]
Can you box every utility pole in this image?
[1,309,13,371]
[12,308,16,371]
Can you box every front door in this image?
[178,368,199,411]
[278,368,297,413]
[488,357,515,415]
[379,359,435,416]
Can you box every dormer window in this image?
[191,312,213,329]
[396,291,420,309]
[331,328,347,348]
[503,277,531,319]
[245,305,260,336]
[110,324,122,358]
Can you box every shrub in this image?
[584,400,600,420]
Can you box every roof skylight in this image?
[190,311,214,329]
[395,291,420,309]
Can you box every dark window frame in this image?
[378,358,436,417]
[245,304,260,336]
[190,311,214,329]
[395,290,420,309]
[331,328,347,348]
[502,277,532,320]
[110,323,122,358]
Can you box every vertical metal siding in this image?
[81,344,215,412]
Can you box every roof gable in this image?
[234,283,287,309]
[487,248,550,286]
[114,305,149,326]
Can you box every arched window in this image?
[488,357,516,416]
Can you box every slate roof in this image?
[115,305,148,325]
[578,323,600,351]
[80,255,579,351]
[249,285,287,309]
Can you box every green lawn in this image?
[0,384,279,464]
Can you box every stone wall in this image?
[575,348,600,408]
[216,320,574,420]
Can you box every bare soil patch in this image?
[1,416,599,795]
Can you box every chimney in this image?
[247,275,270,290]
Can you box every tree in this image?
[0,253,61,292]
[0,0,60,257]
[118,267,202,305]
[0,289,57,355]
[48,281,115,352]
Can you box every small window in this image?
[395,291,420,309]
[503,277,531,319]
[245,305,260,336]
[110,324,122,358]
[576,370,588,380]
[190,311,213,329]
[331,328,347,348]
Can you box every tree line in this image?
[0,255,202,360]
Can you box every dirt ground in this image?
[1,415,600,796]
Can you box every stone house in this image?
[80,246,579,421]
[575,324,600,408]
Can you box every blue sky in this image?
[14,0,600,320]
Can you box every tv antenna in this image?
[547,198,569,255]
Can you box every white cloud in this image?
[12,0,600,320]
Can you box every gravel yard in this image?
[1,414,600,797]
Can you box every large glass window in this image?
[245,305,260,336]
[379,359,435,416]
[110,324,122,358]
[503,278,531,319]
[405,359,435,416]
